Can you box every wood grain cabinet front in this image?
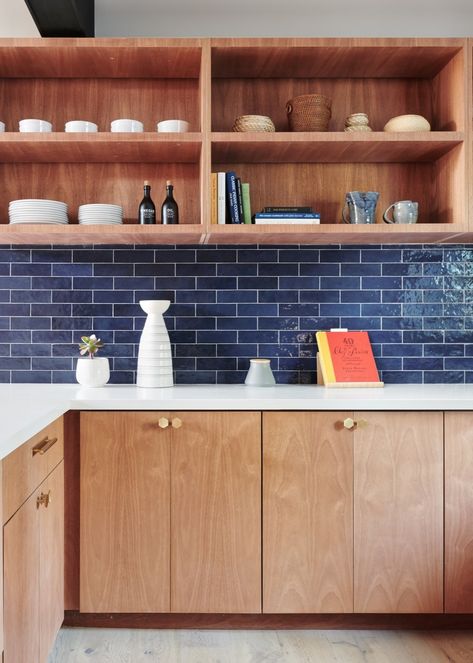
[263,411,444,615]
[80,411,261,614]
[3,461,64,663]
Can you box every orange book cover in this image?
[316,331,380,383]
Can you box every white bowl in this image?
[111,119,143,133]
[65,120,98,133]
[157,119,189,133]
[19,119,52,133]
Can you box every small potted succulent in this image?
[75,334,110,387]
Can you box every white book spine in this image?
[217,172,226,225]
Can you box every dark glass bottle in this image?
[138,181,156,225]
[161,180,179,225]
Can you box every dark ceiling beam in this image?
[24,0,95,37]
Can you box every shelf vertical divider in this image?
[199,39,212,244]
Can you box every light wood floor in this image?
[48,627,473,663]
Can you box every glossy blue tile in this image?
[197,330,238,343]
[12,263,51,276]
[12,370,50,383]
[424,370,464,383]
[11,290,51,303]
[32,249,71,263]
[196,249,236,263]
[11,317,50,330]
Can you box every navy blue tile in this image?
[238,249,278,263]
[424,370,464,383]
[363,276,402,290]
[197,330,238,343]
[33,330,71,343]
[114,250,154,263]
[217,290,257,303]
[196,303,236,317]
[156,249,197,262]
[341,317,381,330]
[259,263,298,276]
[32,304,71,316]
[218,317,257,330]
[114,276,155,290]
[196,249,236,263]
[0,357,31,370]
[376,357,402,371]
[320,303,360,316]
[11,343,50,357]
[362,249,401,263]
[383,344,422,357]
[12,370,50,383]
[32,357,72,370]
[32,277,72,290]
[169,304,196,316]
[53,290,93,303]
[341,290,379,303]
[11,317,50,330]
[382,290,422,303]
[217,343,257,357]
[260,290,299,303]
[299,290,339,303]
[176,290,216,303]
[216,371,247,384]
[445,358,473,370]
[52,317,92,330]
[362,304,401,317]
[381,370,422,383]
[403,358,443,370]
[0,330,30,342]
[279,249,319,262]
[176,263,215,277]
[11,290,51,303]
[239,276,278,290]
[32,249,71,263]
[382,263,423,276]
[217,263,257,276]
[404,331,444,343]
[197,277,236,290]
[258,317,299,330]
[176,370,216,384]
[239,303,278,316]
[0,249,30,262]
[93,290,134,303]
[321,249,359,263]
[73,249,113,263]
[73,304,113,317]
[0,276,30,289]
[176,317,215,330]
[424,317,464,330]
[52,371,76,383]
[341,263,380,276]
[403,249,443,262]
[239,330,278,343]
[197,357,236,371]
[1,304,31,316]
[94,317,134,330]
[320,276,359,290]
[176,344,216,357]
[280,276,320,290]
[53,263,92,276]
[12,263,51,276]
[94,263,134,276]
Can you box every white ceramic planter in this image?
[137,300,174,388]
[76,357,110,387]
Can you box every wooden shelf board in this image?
[205,223,466,245]
[0,224,205,246]
[0,38,202,78]
[211,132,463,163]
[211,39,464,78]
[0,133,202,163]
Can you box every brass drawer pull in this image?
[343,418,368,431]
[36,490,51,509]
[171,418,182,429]
[32,436,58,456]
[158,418,170,429]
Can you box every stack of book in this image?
[253,207,321,225]
[211,171,252,224]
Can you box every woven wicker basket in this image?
[286,94,332,132]
[232,115,276,132]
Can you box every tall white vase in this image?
[136,300,174,388]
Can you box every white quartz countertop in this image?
[2,382,473,460]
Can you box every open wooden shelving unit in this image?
[0,37,470,245]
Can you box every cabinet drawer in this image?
[3,417,64,523]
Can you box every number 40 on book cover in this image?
[316,330,384,388]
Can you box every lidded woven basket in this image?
[286,93,332,131]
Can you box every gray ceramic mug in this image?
[383,200,419,224]
[342,191,379,224]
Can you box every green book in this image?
[241,183,252,225]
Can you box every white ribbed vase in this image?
[136,300,174,388]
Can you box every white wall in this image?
[95,0,473,37]
[0,0,39,37]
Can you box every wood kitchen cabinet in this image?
[445,412,473,613]
[263,411,353,613]
[80,411,261,614]
[3,461,64,663]
[263,410,443,615]
[354,411,443,613]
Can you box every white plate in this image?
[78,214,123,219]
[9,220,69,225]
[79,204,122,211]
[78,220,123,225]
[9,199,67,206]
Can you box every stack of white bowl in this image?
[78,204,123,225]
[9,199,68,224]
[136,300,174,388]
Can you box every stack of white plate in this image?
[9,199,68,225]
[78,204,123,225]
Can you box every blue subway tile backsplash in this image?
[1,243,473,384]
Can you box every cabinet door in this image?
[263,412,354,613]
[354,411,443,613]
[80,412,170,612]
[445,412,473,612]
[4,490,39,663]
[171,412,261,613]
[39,461,64,662]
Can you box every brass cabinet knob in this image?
[343,417,368,431]
[171,417,182,429]
[158,417,170,429]
[36,490,51,509]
